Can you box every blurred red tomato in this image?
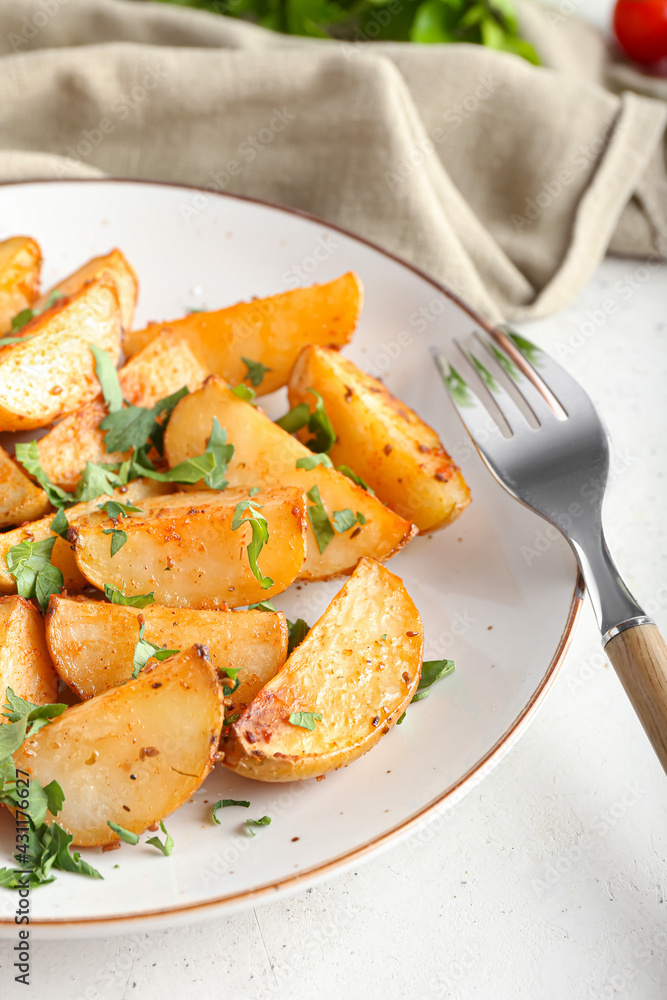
[614,0,667,62]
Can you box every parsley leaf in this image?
[11,308,35,333]
[131,620,179,678]
[248,599,278,611]
[98,499,143,518]
[397,659,455,724]
[50,507,69,540]
[107,820,139,845]
[332,508,366,533]
[232,499,273,590]
[2,688,67,736]
[412,659,455,702]
[102,528,128,557]
[241,357,272,388]
[287,618,310,656]
[90,343,123,413]
[103,583,156,608]
[5,536,63,611]
[288,711,322,731]
[72,462,123,503]
[232,384,256,402]
[245,816,271,836]
[146,820,173,856]
[201,417,234,490]
[212,798,250,824]
[276,390,335,452]
[14,441,72,508]
[337,465,375,495]
[296,454,333,470]
[306,485,334,553]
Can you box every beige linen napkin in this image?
[0,0,665,321]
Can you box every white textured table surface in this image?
[1,258,666,1000]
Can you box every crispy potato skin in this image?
[123,273,363,395]
[70,487,308,608]
[35,248,138,332]
[223,557,423,781]
[0,277,122,431]
[0,444,51,528]
[0,479,175,595]
[288,346,471,533]
[0,595,59,708]
[36,331,209,489]
[36,399,122,491]
[47,595,288,703]
[0,236,41,335]
[13,645,224,846]
[164,376,417,580]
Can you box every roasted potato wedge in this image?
[35,248,138,332]
[13,644,223,847]
[164,376,416,580]
[288,346,471,533]
[47,595,288,703]
[36,330,209,490]
[123,273,362,395]
[0,479,175,595]
[70,487,308,608]
[0,595,58,708]
[0,444,51,528]
[223,557,423,781]
[0,277,122,431]
[0,236,41,335]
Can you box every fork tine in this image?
[430,348,510,469]
[473,331,565,427]
[456,339,538,438]
[494,325,596,420]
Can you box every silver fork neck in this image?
[568,531,653,643]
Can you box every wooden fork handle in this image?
[606,623,667,772]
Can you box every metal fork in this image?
[433,325,667,773]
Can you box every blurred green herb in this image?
[151,0,538,61]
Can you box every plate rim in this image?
[0,178,585,930]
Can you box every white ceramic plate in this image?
[0,180,582,937]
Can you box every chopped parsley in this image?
[5,536,63,612]
[49,507,69,540]
[241,357,272,388]
[306,485,334,553]
[212,799,250,824]
[287,618,310,656]
[232,383,256,402]
[0,688,101,888]
[107,820,139,845]
[131,621,179,678]
[103,583,156,608]
[90,343,123,413]
[146,820,174,856]
[397,659,455,724]
[288,711,322,731]
[337,465,375,495]
[245,816,271,836]
[232,499,273,590]
[296,454,333,470]
[332,509,366,533]
[276,389,336,452]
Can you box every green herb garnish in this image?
[107,821,140,845]
[232,499,273,590]
[103,583,156,608]
[212,799,251,824]
[245,816,271,836]
[146,820,174,856]
[131,621,179,678]
[288,711,322,731]
[5,536,63,612]
[242,357,272,388]
[306,484,334,553]
[276,389,336,452]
